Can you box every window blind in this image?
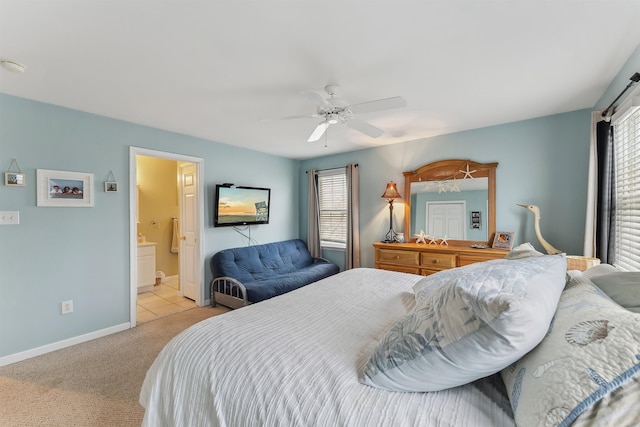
[317,169,347,247]
[613,103,640,271]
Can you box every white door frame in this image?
[129,147,205,327]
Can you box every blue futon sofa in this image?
[210,239,339,309]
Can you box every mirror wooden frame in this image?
[403,159,498,245]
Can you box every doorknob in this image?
[180,236,186,240]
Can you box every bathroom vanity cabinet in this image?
[137,242,157,293]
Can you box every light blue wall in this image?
[300,109,592,269]
[0,94,299,358]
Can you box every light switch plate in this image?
[0,211,19,225]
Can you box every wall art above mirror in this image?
[403,159,498,245]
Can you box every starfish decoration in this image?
[437,181,448,193]
[459,164,476,179]
[428,235,438,245]
[439,235,449,246]
[414,230,427,244]
[450,178,461,192]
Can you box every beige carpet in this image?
[0,306,229,427]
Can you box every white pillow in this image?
[411,242,545,302]
[501,274,640,427]
[360,254,567,392]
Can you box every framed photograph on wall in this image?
[4,172,25,186]
[37,169,94,207]
[104,181,118,192]
[470,211,481,229]
[492,231,515,250]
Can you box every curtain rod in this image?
[306,163,358,174]
[602,72,640,118]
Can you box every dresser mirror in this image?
[403,159,498,245]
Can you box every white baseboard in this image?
[137,284,153,293]
[0,322,131,367]
[164,274,179,283]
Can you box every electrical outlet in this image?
[61,300,73,314]
[0,211,19,225]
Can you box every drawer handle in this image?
[432,259,439,264]
[395,255,400,259]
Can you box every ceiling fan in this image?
[282,85,406,142]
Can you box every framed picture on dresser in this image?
[492,231,515,250]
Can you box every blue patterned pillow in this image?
[501,273,640,427]
[360,255,567,392]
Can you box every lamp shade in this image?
[381,181,401,199]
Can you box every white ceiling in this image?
[1,1,640,160]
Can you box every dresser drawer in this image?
[377,249,419,266]
[379,264,421,275]
[420,253,457,269]
[458,252,503,267]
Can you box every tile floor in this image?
[137,276,197,323]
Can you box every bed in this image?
[140,251,640,427]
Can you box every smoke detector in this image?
[0,59,25,73]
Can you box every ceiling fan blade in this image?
[345,118,384,138]
[348,96,406,114]
[300,90,332,108]
[307,122,330,142]
[260,113,320,122]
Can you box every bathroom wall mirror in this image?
[403,159,498,245]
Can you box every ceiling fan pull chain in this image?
[324,125,328,148]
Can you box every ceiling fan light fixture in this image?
[293,84,406,142]
[0,59,25,73]
[327,113,340,124]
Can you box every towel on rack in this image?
[171,218,179,254]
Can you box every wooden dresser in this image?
[373,242,507,275]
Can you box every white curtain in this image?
[346,163,360,269]
[583,111,601,257]
[307,169,321,258]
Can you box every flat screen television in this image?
[214,184,271,227]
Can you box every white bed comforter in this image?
[140,268,515,427]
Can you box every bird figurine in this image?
[517,204,562,254]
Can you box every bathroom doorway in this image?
[129,147,204,326]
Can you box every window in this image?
[613,102,640,271]
[317,169,347,248]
